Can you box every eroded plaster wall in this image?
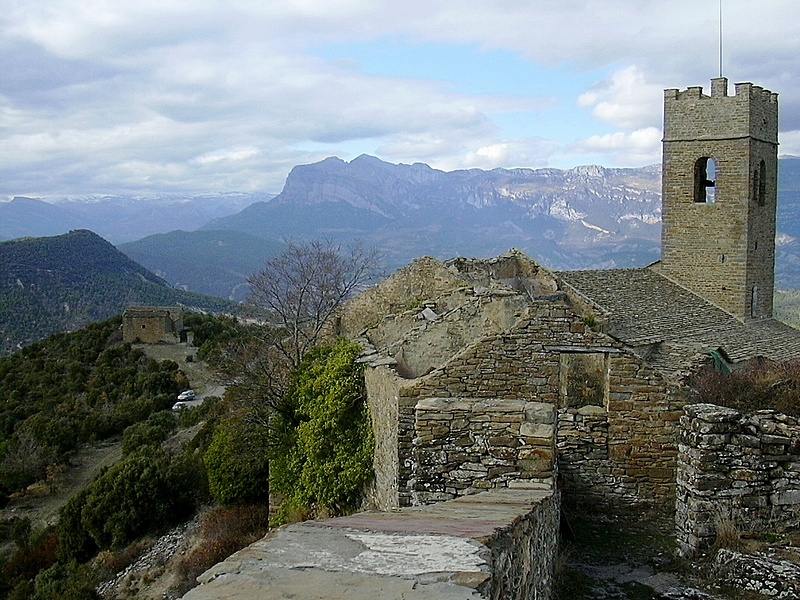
[363,365,402,510]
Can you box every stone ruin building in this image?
[337,77,800,541]
[122,305,185,344]
[183,78,800,599]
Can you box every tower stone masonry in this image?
[659,77,779,320]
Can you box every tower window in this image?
[751,286,759,317]
[754,160,766,206]
[694,157,717,203]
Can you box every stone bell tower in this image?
[659,77,779,320]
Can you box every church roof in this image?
[557,267,800,378]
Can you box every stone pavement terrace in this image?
[181,489,558,600]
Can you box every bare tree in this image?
[246,239,381,369]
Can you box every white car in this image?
[177,390,196,401]
[172,401,190,411]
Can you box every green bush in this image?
[270,340,373,522]
[58,446,200,559]
[58,489,97,562]
[28,560,99,600]
[204,417,270,506]
[121,411,176,456]
[0,322,188,495]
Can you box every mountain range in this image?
[0,193,268,244]
[202,155,663,273]
[4,156,800,302]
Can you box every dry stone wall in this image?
[412,398,555,504]
[558,351,682,503]
[368,298,682,507]
[485,489,560,600]
[676,403,800,555]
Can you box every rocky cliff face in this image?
[208,155,663,272]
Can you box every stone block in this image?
[770,489,800,505]
[524,402,555,424]
[520,423,555,439]
[577,405,606,417]
[762,434,791,446]
[519,449,553,472]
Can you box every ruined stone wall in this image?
[558,351,682,503]
[395,302,571,506]
[412,398,555,505]
[371,290,529,379]
[363,365,402,510]
[122,307,183,344]
[339,256,464,338]
[676,404,800,556]
[376,299,681,507]
[485,489,560,600]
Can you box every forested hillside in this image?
[119,230,285,301]
[0,300,369,598]
[0,317,188,496]
[0,230,236,355]
[0,316,221,597]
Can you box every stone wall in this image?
[676,403,800,556]
[363,364,402,510]
[557,351,682,503]
[485,489,560,600]
[338,256,464,338]
[363,298,681,508]
[411,398,555,505]
[394,301,572,506]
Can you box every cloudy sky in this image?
[1,0,798,199]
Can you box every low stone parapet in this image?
[412,398,556,505]
[181,488,559,600]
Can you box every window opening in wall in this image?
[752,166,761,205]
[751,286,759,317]
[694,157,717,203]
[719,254,726,263]
[757,160,766,206]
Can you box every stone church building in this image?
[338,77,800,512]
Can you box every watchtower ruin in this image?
[659,77,779,320]
[122,306,185,344]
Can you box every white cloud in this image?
[577,66,662,130]
[779,131,800,158]
[573,127,661,166]
[1,0,798,196]
[461,140,560,170]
